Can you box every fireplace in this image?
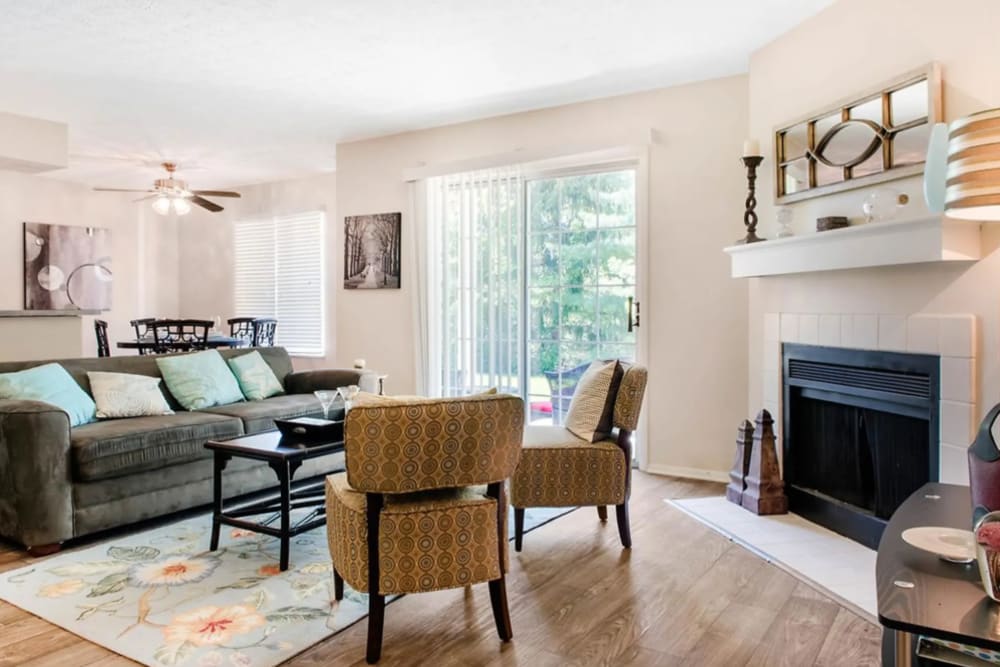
[782,343,940,549]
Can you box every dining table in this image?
[116,334,246,352]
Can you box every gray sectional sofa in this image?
[0,346,366,552]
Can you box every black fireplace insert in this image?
[782,343,940,549]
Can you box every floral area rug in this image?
[0,506,571,667]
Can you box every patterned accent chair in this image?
[511,363,647,550]
[325,393,525,664]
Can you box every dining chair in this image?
[94,319,110,357]
[227,317,256,346]
[252,318,277,346]
[151,319,212,353]
[326,393,525,663]
[129,318,159,355]
[511,363,647,550]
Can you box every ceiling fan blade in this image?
[94,187,156,193]
[189,195,224,213]
[191,190,241,198]
[132,194,161,203]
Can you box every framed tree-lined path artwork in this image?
[343,212,401,289]
[24,222,112,310]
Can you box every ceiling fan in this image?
[93,162,240,215]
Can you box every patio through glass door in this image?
[525,168,638,425]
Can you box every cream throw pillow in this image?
[87,371,174,419]
[564,360,623,442]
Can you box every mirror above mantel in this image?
[775,64,942,204]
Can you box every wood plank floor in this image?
[0,472,882,666]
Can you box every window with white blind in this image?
[233,211,325,357]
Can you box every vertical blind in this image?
[425,167,522,396]
[233,211,325,357]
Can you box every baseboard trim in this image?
[644,464,729,484]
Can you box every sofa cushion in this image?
[201,394,323,434]
[71,412,244,482]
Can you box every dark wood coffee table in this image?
[877,482,997,666]
[205,430,345,571]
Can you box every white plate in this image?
[902,526,976,563]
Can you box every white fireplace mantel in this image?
[724,216,982,278]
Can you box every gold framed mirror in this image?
[775,64,942,203]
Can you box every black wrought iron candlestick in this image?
[739,155,766,244]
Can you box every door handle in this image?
[628,297,640,332]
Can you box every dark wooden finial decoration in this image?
[741,409,788,515]
[726,419,755,505]
[738,155,766,244]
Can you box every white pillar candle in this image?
[353,358,366,369]
[743,139,761,157]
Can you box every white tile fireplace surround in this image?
[761,312,978,486]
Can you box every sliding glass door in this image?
[426,163,640,426]
[525,169,637,424]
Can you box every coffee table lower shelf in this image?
[211,476,337,569]
[205,431,345,571]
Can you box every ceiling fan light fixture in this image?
[172,197,192,215]
[152,195,171,215]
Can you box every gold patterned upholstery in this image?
[511,363,647,550]
[325,393,524,663]
[344,394,525,493]
[613,365,648,432]
[326,474,503,594]
[510,427,627,507]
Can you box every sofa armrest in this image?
[284,368,376,394]
[0,400,74,549]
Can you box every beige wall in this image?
[335,76,750,475]
[178,173,337,370]
[746,0,1000,458]
[0,170,179,357]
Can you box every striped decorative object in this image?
[946,107,1000,221]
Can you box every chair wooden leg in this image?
[615,501,632,549]
[513,507,525,552]
[597,505,608,522]
[333,568,344,601]
[366,593,385,664]
[365,493,384,664]
[488,576,513,641]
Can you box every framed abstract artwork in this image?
[24,222,112,310]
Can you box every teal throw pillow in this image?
[0,363,96,427]
[227,351,284,401]
[156,350,245,411]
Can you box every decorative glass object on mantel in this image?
[862,188,910,224]
[776,207,794,238]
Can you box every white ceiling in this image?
[0,0,833,189]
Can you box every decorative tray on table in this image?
[274,417,344,446]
